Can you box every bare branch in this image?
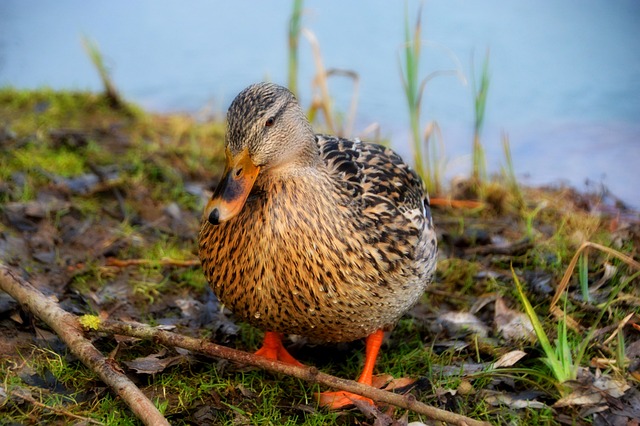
[96,319,490,426]
[0,263,170,426]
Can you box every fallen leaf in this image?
[492,350,527,368]
[553,389,603,407]
[457,380,475,396]
[371,375,417,392]
[482,390,549,409]
[593,374,630,398]
[494,297,536,342]
[123,349,186,374]
[554,374,630,408]
[435,311,490,338]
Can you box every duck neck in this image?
[263,135,321,176]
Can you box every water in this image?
[1,0,639,207]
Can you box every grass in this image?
[82,36,130,113]
[472,50,490,186]
[513,249,640,396]
[287,0,304,97]
[400,3,428,189]
[513,270,578,388]
[500,134,524,208]
[399,4,468,196]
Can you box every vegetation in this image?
[0,3,638,425]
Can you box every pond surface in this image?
[1,0,639,207]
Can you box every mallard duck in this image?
[199,82,437,409]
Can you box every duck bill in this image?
[205,148,260,225]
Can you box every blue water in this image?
[1,0,639,207]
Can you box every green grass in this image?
[472,50,490,185]
[287,0,304,96]
[513,262,640,395]
[400,3,428,188]
[399,4,468,196]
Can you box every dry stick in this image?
[97,319,490,426]
[105,257,200,268]
[430,198,484,209]
[0,264,170,426]
[8,388,103,425]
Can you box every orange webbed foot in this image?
[317,329,385,410]
[255,331,304,367]
[317,390,374,409]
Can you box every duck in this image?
[198,82,437,409]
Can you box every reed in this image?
[501,133,524,207]
[302,29,360,138]
[471,50,490,185]
[399,4,465,195]
[400,4,426,182]
[287,0,304,96]
[81,36,128,112]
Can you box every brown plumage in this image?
[198,82,437,408]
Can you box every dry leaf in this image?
[494,297,536,342]
[493,350,527,368]
[436,311,490,338]
[554,374,630,407]
[123,349,186,374]
[482,390,548,409]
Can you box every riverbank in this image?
[0,89,638,425]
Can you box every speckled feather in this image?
[199,83,437,342]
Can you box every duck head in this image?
[204,82,316,225]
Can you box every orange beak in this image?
[204,147,260,225]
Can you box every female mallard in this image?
[199,82,437,408]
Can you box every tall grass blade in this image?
[579,253,589,302]
[501,133,524,207]
[301,28,335,133]
[399,3,466,194]
[511,267,572,385]
[81,36,128,112]
[472,49,490,185]
[400,2,425,181]
[288,0,304,96]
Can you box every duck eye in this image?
[265,117,275,127]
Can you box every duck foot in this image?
[317,329,385,410]
[317,390,374,409]
[255,331,304,366]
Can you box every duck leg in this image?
[255,331,304,366]
[317,329,384,409]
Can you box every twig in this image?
[0,263,170,426]
[466,237,533,256]
[430,198,484,209]
[105,257,200,268]
[7,388,103,425]
[94,319,490,426]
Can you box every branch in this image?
[95,319,490,426]
[7,387,103,425]
[105,257,200,268]
[0,261,488,425]
[0,263,169,426]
